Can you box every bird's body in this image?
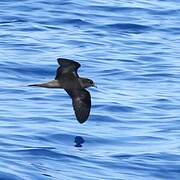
[29,58,95,124]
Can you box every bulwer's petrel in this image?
[29,58,96,124]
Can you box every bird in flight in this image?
[29,58,96,124]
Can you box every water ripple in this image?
[0,0,180,179]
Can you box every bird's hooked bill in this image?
[92,83,97,88]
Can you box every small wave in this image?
[0,171,23,180]
[15,148,84,161]
[100,23,152,34]
[0,19,26,25]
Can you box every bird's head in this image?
[79,78,96,88]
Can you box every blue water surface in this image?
[0,0,180,179]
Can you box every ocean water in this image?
[0,0,180,179]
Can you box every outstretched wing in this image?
[57,58,81,68]
[55,58,81,80]
[65,89,91,124]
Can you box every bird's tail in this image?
[28,80,62,88]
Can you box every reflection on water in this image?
[74,136,85,147]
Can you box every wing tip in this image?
[77,117,88,124]
[57,58,81,68]
[75,110,90,124]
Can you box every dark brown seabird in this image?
[29,58,96,124]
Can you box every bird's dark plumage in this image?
[55,58,80,80]
[29,58,95,124]
[65,89,91,124]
